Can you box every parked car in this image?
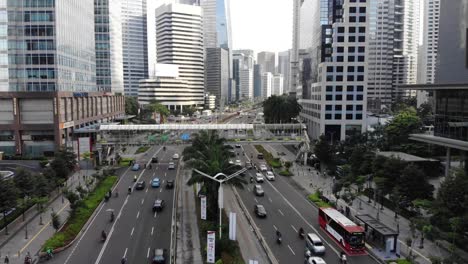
[135,181,146,190]
[172,153,179,160]
[255,173,264,183]
[166,180,174,189]
[254,204,267,217]
[265,171,275,181]
[152,199,165,212]
[151,157,159,163]
[151,178,160,188]
[260,163,268,171]
[168,162,175,170]
[152,248,166,264]
[131,163,140,171]
[254,185,264,196]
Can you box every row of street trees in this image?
[262,95,302,124]
[0,148,77,233]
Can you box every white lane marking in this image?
[136,211,140,219]
[160,189,162,193]
[165,172,167,177]
[154,211,157,218]
[147,247,150,258]
[151,226,154,236]
[288,245,296,255]
[247,187,251,192]
[141,199,144,205]
[163,180,165,184]
[145,189,148,193]
[123,248,128,258]
[291,225,297,233]
[278,209,284,216]
[254,198,258,203]
[131,227,134,236]
[273,225,277,231]
[268,197,272,203]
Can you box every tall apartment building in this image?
[154,3,204,109]
[416,0,440,105]
[253,64,263,99]
[257,51,276,74]
[205,48,229,109]
[95,0,124,93]
[0,0,124,157]
[367,0,420,112]
[299,0,368,141]
[273,74,284,96]
[122,0,148,96]
[233,50,254,101]
[261,72,273,99]
[278,50,290,94]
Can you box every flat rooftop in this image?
[356,214,398,236]
[377,151,437,162]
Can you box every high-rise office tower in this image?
[253,64,263,99]
[416,0,439,105]
[257,52,276,75]
[233,50,254,101]
[278,50,290,93]
[205,48,229,109]
[155,3,204,109]
[367,0,420,112]
[273,74,284,96]
[291,0,301,97]
[0,0,124,156]
[122,0,149,96]
[95,0,124,93]
[299,0,368,141]
[261,72,273,99]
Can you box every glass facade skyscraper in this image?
[1,0,97,92]
[122,0,148,96]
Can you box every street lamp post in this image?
[194,168,247,239]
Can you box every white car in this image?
[229,160,234,165]
[305,257,326,264]
[255,173,264,183]
[172,153,180,160]
[265,171,275,181]
[260,163,268,171]
[235,160,242,166]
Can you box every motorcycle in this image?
[110,212,115,222]
[133,175,137,182]
[104,193,110,202]
[250,177,254,183]
[101,231,107,242]
[128,187,132,195]
[340,252,347,264]
[163,146,166,151]
[276,231,282,244]
[298,227,305,239]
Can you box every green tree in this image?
[384,108,423,152]
[33,173,52,197]
[35,196,48,225]
[13,168,36,197]
[183,131,246,221]
[183,106,197,116]
[63,189,80,210]
[55,147,77,171]
[314,135,335,172]
[50,156,70,180]
[417,102,433,125]
[143,100,170,121]
[398,164,434,206]
[262,95,302,123]
[373,156,406,196]
[0,179,18,234]
[125,96,138,115]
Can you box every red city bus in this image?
[318,207,366,254]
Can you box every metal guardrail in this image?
[170,157,183,264]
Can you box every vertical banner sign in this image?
[207,231,216,263]
[200,195,207,220]
[229,212,237,241]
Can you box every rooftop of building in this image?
[399,83,468,90]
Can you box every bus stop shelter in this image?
[355,214,399,260]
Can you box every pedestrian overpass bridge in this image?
[97,123,311,163]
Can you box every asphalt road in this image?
[51,145,182,264]
[234,144,379,264]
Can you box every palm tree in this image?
[183,131,246,221]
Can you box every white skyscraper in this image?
[416,0,439,105]
[261,72,273,99]
[233,50,254,101]
[273,74,284,96]
[155,3,204,108]
[291,0,301,96]
[278,50,290,93]
[122,0,149,96]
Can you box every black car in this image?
[166,180,174,189]
[135,181,146,190]
[151,157,159,163]
[254,204,267,218]
[153,199,165,212]
[246,163,253,170]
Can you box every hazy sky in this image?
[230,0,293,53]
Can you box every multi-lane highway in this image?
[51,145,182,264]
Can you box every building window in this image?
[357,94,363,100]
[348,56,355,62]
[327,75,333,81]
[326,86,333,92]
[327,66,333,72]
[335,114,342,119]
[359,7,366,13]
[356,114,363,120]
[358,47,365,53]
[346,105,353,111]
[326,105,332,111]
[338,27,345,33]
[359,16,366,22]
[350,16,356,22]
[336,85,343,92]
[325,114,332,120]
[349,36,356,42]
[359,27,366,33]
[346,114,353,120]
[336,75,343,82]
[347,85,354,91]
[358,56,365,62]
[347,94,354,100]
[347,66,355,72]
[336,66,344,72]
[357,75,364,81]
[337,46,344,53]
[338,36,345,42]
[336,94,343,101]
[358,36,365,42]
[350,7,357,13]
[356,105,363,111]
[347,75,354,81]
[357,66,364,72]
[357,85,364,91]
[348,47,355,53]
[337,56,344,62]
[349,27,356,33]
[326,95,333,101]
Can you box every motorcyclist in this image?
[276,230,282,244]
[101,230,107,240]
[121,257,127,264]
[110,212,115,222]
[133,175,137,182]
[163,146,166,151]
[340,251,347,264]
[250,176,253,183]
[299,227,305,237]
[128,186,132,194]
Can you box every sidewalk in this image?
[265,144,450,264]
[0,170,94,264]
